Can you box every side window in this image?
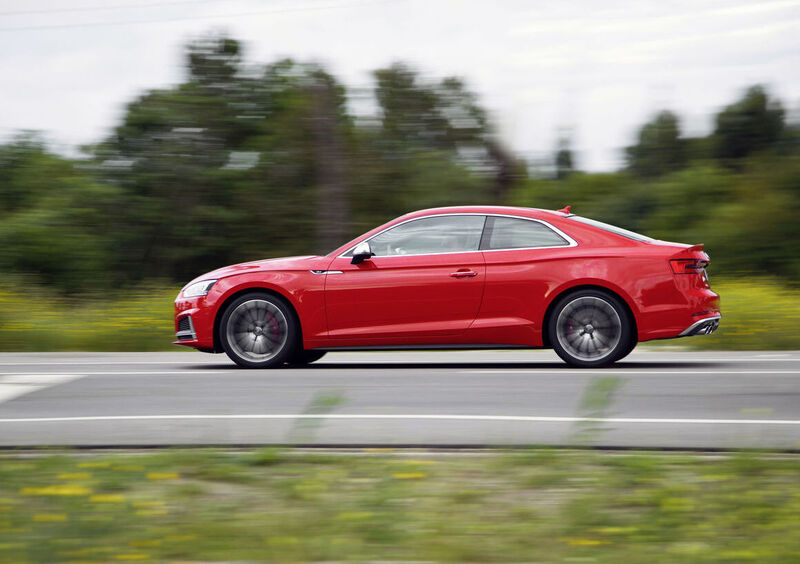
[367,215,485,256]
[481,217,569,250]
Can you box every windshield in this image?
[570,216,654,242]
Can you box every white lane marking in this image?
[0,374,86,405]
[0,385,39,405]
[1,414,800,426]
[0,361,200,366]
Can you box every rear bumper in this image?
[679,315,721,337]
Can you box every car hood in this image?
[188,255,328,284]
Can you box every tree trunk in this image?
[487,139,516,204]
[311,80,350,254]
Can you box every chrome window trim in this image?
[336,213,578,259]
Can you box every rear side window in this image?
[481,216,569,250]
[569,216,653,242]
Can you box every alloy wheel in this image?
[225,298,289,363]
[555,295,622,362]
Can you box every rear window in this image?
[570,216,653,242]
[481,217,569,249]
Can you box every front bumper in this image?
[174,297,217,350]
[679,315,721,337]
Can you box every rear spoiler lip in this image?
[671,243,709,262]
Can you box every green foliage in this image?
[0,136,120,292]
[373,63,488,152]
[0,280,177,352]
[656,278,800,350]
[1,450,799,562]
[713,85,785,165]
[626,110,687,178]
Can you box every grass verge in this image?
[674,277,800,350]
[0,449,799,562]
[0,283,177,352]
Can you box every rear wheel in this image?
[220,292,298,368]
[548,289,632,368]
[287,350,327,366]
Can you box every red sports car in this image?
[174,206,720,368]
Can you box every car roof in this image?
[400,205,567,220]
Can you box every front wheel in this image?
[548,290,633,368]
[219,292,298,368]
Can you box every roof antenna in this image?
[557,205,571,214]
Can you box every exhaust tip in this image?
[679,316,720,337]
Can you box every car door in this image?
[324,214,487,340]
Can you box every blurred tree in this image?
[373,64,525,203]
[92,37,330,283]
[554,135,575,180]
[187,36,241,86]
[683,135,715,162]
[0,132,49,214]
[374,64,453,150]
[0,136,119,292]
[625,110,687,178]
[713,85,784,166]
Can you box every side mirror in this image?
[351,241,374,265]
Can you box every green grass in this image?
[0,449,799,562]
[673,277,800,350]
[0,277,799,352]
[0,283,177,352]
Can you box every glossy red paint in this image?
[174,206,720,353]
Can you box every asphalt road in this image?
[0,349,799,449]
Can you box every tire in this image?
[548,289,633,368]
[614,335,638,363]
[219,292,298,368]
[287,350,327,366]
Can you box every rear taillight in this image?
[670,259,708,274]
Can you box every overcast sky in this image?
[1,0,798,170]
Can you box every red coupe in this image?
[174,206,720,368]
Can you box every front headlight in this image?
[182,279,218,298]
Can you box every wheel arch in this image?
[540,283,638,348]
[212,286,302,353]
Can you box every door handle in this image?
[450,270,478,278]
